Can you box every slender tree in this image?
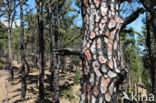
[0,22,7,54]
[19,0,26,100]
[47,0,59,102]
[46,0,78,102]
[36,0,45,102]
[139,0,156,95]
[53,0,60,102]
[1,0,17,81]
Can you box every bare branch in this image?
[0,37,8,39]
[119,0,132,4]
[121,8,144,30]
[53,48,82,56]
[139,0,155,16]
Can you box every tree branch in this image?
[53,48,86,60]
[139,0,155,16]
[0,36,8,39]
[119,0,132,4]
[53,48,82,56]
[121,8,144,30]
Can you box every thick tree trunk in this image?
[36,0,45,102]
[80,0,125,102]
[19,0,26,100]
[7,19,13,81]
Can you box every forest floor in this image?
[0,57,81,103]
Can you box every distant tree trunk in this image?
[47,0,54,90]
[36,0,45,102]
[152,17,156,41]
[58,3,64,75]
[16,53,19,62]
[7,18,13,81]
[139,0,156,96]
[13,53,15,60]
[80,0,133,102]
[35,46,38,68]
[146,13,156,95]
[6,0,16,82]
[151,17,156,95]
[54,0,60,102]
[48,0,59,102]
[19,0,26,100]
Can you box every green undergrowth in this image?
[61,87,80,102]
[74,69,80,84]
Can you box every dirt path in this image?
[0,69,80,103]
[0,69,25,103]
[0,59,80,103]
[0,68,38,103]
[0,69,33,103]
[0,70,10,103]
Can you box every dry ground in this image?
[0,58,80,103]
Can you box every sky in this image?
[1,0,144,31]
[1,0,144,42]
[0,0,145,54]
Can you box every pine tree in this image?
[1,0,17,81]
[138,20,156,95]
[25,12,38,68]
[36,0,45,102]
[46,0,59,102]
[19,0,26,100]
[137,0,156,93]
[79,0,143,102]
[45,0,79,102]
[120,27,147,97]
[54,0,143,102]
[0,22,7,54]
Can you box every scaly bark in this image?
[80,0,126,102]
[54,0,143,102]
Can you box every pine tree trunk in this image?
[36,0,45,102]
[35,46,38,68]
[151,17,156,96]
[47,2,58,99]
[7,18,13,81]
[146,13,156,96]
[80,0,125,102]
[53,0,60,102]
[19,0,26,100]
